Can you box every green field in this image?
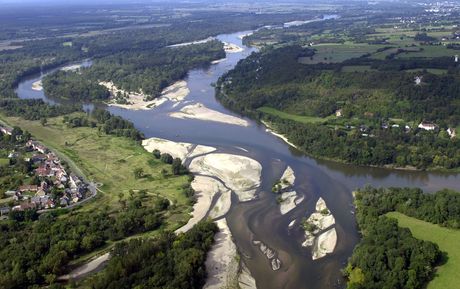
[258,106,333,124]
[387,212,460,289]
[0,113,192,229]
[341,65,377,72]
[299,43,385,64]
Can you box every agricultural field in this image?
[387,212,460,289]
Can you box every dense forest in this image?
[0,192,173,289]
[218,45,460,170]
[84,220,217,289]
[42,71,110,101]
[344,187,459,289]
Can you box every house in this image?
[69,174,82,189]
[447,128,457,138]
[415,76,423,85]
[335,109,343,117]
[0,126,13,136]
[364,112,374,118]
[30,154,48,163]
[26,140,48,154]
[8,152,19,159]
[60,196,70,207]
[0,207,10,216]
[18,185,38,193]
[418,121,438,131]
[4,190,16,196]
[391,124,400,128]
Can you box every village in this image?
[0,125,92,220]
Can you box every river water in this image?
[15,30,460,289]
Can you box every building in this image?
[0,126,13,135]
[447,128,457,138]
[415,76,423,85]
[26,140,48,154]
[418,121,438,131]
[335,109,343,117]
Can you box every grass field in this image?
[258,106,333,124]
[387,212,460,289]
[298,43,386,64]
[0,113,192,229]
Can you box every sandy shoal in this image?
[102,80,189,110]
[312,227,337,260]
[189,153,262,201]
[32,80,43,91]
[170,103,249,127]
[175,176,230,234]
[223,42,244,53]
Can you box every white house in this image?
[418,121,437,131]
[447,128,457,138]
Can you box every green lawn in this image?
[0,113,192,229]
[258,106,333,124]
[387,212,460,289]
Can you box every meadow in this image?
[387,212,460,289]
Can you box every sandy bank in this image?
[102,80,189,110]
[170,103,249,127]
[301,197,337,260]
[58,252,110,281]
[61,64,84,72]
[262,121,298,149]
[279,191,298,215]
[31,80,43,91]
[312,227,337,260]
[175,176,230,233]
[190,153,262,201]
[204,219,239,289]
[168,37,214,48]
[238,33,253,39]
[223,42,244,53]
[280,166,295,189]
[142,137,194,160]
[211,58,227,64]
[142,137,216,161]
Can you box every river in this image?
[15,29,460,289]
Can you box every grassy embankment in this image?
[257,106,333,124]
[0,113,192,230]
[387,212,460,289]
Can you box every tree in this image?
[133,168,144,179]
[40,118,47,126]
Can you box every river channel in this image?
[15,29,460,289]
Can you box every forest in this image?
[84,220,217,289]
[344,187,460,289]
[42,71,110,101]
[0,192,172,289]
[218,45,460,170]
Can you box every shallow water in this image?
[16,30,460,289]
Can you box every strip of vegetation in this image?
[345,187,460,289]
